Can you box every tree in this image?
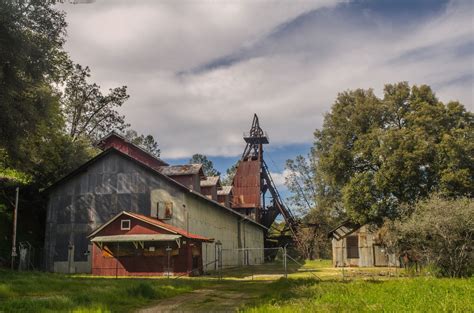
[386,195,473,277]
[124,130,161,158]
[313,82,473,225]
[221,161,238,185]
[189,154,220,176]
[0,0,68,160]
[285,153,317,215]
[61,63,130,142]
[285,153,337,259]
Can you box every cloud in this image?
[269,169,293,188]
[59,0,473,159]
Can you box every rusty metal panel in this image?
[232,160,261,209]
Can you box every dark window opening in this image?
[346,236,359,259]
[121,219,131,230]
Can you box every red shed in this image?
[88,211,213,276]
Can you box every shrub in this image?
[389,196,473,277]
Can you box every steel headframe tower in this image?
[232,114,298,241]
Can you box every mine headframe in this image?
[232,114,299,240]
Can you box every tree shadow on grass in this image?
[205,262,303,279]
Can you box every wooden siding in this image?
[90,214,201,276]
[331,225,400,267]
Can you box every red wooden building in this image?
[88,211,213,276]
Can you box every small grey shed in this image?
[328,221,400,267]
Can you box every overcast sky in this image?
[59,0,473,188]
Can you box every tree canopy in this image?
[189,154,220,177]
[124,130,161,158]
[0,1,161,264]
[0,0,68,160]
[313,82,473,225]
[62,63,130,142]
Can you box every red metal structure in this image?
[231,114,299,239]
[97,132,168,169]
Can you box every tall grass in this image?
[243,277,474,312]
[1,267,472,312]
[0,269,207,313]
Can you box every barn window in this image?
[346,236,359,258]
[121,219,131,230]
[156,202,173,219]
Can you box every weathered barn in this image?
[329,222,399,267]
[43,132,265,275]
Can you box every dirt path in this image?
[137,282,267,313]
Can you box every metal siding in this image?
[45,151,265,273]
[232,160,261,208]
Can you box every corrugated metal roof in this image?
[158,164,203,176]
[88,211,214,242]
[91,234,181,242]
[200,176,221,187]
[46,148,267,230]
[217,186,233,195]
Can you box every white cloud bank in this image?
[60,0,473,159]
[269,169,293,188]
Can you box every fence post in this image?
[284,245,288,279]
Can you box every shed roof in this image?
[327,220,361,241]
[200,176,221,187]
[158,164,205,177]
[217,186,233,195]
[91,234,181,243]
[88,211,213,242]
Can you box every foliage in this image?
[0,0,170,270]
[386,196,473,277]
[313,82,473,224]
[124,129,160,157]
[285,153,317,215]
[61,63,130,142]
[0,149,32,186]
[221,161,238,185]
[0,0,68,160]
[284,153,337,259]
[189,154,220,177]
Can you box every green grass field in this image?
[0,262,472,312]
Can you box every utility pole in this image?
[11,187,19,270]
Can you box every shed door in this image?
[373,245,389,266]
[346,236,359,259]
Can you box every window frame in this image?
[120,219,131,230]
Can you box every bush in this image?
[390,196,473,277]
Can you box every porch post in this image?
[186,242,192,275]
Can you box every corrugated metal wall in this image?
[232,160,261,209]
[44,151,265,274]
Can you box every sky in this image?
[59,0,473,199]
